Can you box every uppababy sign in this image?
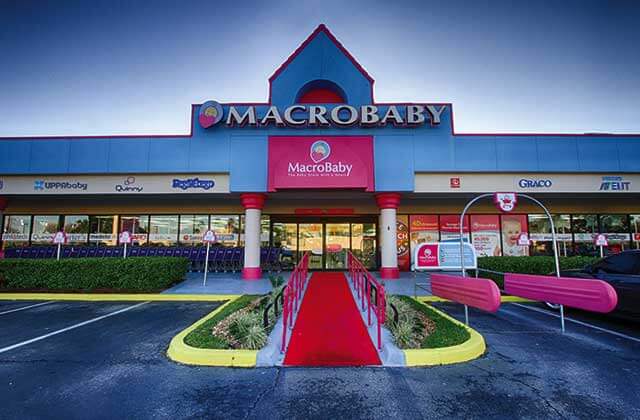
[199,100,447,129]
[268,136,374,192]
[34,180,88,191]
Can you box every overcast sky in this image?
[1,0,639,136]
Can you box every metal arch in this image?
[458,192,565,331]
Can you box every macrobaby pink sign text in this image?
[268,136,374,191]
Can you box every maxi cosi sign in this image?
[198,100,447,129]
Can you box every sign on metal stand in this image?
[52,231,67,261]
[119,231,132,258]
[517,232,531,246]
[594,234,608,258]
[202,230,217,286]
[459,192,564,331]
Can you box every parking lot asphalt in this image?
[0,300,638,419]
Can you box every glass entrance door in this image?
[298,223,323,269]
[351,223,377,270]
[325,223,350,269]
[269,217,378,271]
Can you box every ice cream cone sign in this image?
[494,192,518,212]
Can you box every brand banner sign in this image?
[413,242,477,271]
[415,173,640,193]
[268,136,374,191]
[0,174,229,195]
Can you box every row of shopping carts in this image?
[3,246,284,273]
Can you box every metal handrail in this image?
[346,251,386,350]
[280,252,310,353]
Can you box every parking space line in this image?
[0,301,149,355]
[511,303,640,343]
[0,301,55,316]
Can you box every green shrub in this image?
[399,297,470,348]
[386,295,470,349]
[476,256,599,288]
[0,257,189,292]
[239,323,268,350]
[184,295,258,349]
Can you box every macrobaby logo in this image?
[310,140,330,163]
[287,139,353,177]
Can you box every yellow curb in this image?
[166,297,257,367]
[417,295,534,303]
[0,293,240,302]
[499,296,535,303]
[402,299,486,366]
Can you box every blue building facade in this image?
[1,25,639,278]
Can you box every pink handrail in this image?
[347,251,386,350]
[280,252,310,352]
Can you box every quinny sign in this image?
[198,101,447,128]
[268,136,374,191]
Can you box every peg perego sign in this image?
[198,100,447,129]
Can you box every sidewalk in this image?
[163,272,273,295]
[163,270,433,296]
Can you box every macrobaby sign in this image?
[413,242,477,271]
[268,136,374,191]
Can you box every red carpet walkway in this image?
[283,272,382,366]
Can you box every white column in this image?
[240,193,266,280]
[380,208,397,268]
[376,193,400,279]
[244,208,261,276]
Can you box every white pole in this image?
[464,305,469,325]
[203,242,211,286]
[600,245,604,258]
[123,242,127,259]
[56,243,61,261]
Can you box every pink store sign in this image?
[268,136,374,191]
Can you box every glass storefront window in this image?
[2,215,31,249]
[409,215,439,266]
[149,215,178,245]
[439,215,470,242]
[89,215,118,246]
[209,215,240,247]
[470,215,501,257]
[500,214,529,256]
[600,214,630,254]
[528,214,572,256]
[325,223,350,269]
[63,215,89,244]
[179,215,209,244]
[351,223,377,270]
[120,215,149,245]
[261,215,270,247]
[31,215,61,244]
[631,215,640,249]
[298,223,323,269]
[272,222,298,267]
[572,214,598,256]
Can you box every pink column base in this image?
[379,267,400,279]
[242,267,262,280]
